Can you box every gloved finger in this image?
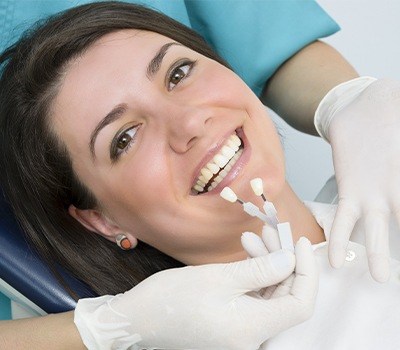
[269,274,295,299]
[288,237,318,303]
[241,231,269,257]
[260,285,277,299]
[328,199,360,268]
[262,224,281,252]
[364,210,391,282]
[228,250,295,291]
[254,238,318,336]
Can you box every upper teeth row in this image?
[193,133,242,192]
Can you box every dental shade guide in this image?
[220,180,295,253]
[220,187,269,222]
[250,178,279,229]
[277,222,294,252]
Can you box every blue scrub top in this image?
[0,0,339,96]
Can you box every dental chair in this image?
[0,189,96,319]
[0,176,338,320]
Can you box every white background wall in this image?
[281,0,400,200]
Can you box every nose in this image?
[166,104,212,153]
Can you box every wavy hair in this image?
[0,1,229,297]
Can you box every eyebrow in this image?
[89,104,127,160]
[146,42,182,79]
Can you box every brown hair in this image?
[0,1,229,297]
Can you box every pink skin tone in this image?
[51,30,324,265]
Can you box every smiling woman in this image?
[2,2,400,350]
[0,0,316,297]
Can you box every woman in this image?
[0,2,318,349]
[1,2,399,349]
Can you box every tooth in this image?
[194,184,204,192]
[211,181,218,189]
[221,146,235,159]
[215,175,223,183]
[197,179,206,187]
[213,154,229,168]
[228,155,236,164]
[207,162,220,174]
[224,163,232,172]
[220,169,228,177]
[199,175,207,183]
[201,168,213,181]
[227,140,239,151]
[231,134,241,146]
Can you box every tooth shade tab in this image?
[220,187,237,203]
[250,178,264,196]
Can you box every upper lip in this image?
[190,127,240,190]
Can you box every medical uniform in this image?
[261,201,400,350]
[0,0,338,96]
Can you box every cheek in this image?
[186,62,248,107]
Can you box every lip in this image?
[190,127,250,195]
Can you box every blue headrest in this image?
[0,190,96,313]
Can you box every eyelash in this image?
[110,125,140,161]
[110,59,196,161]
[167,59,196,91]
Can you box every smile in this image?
[192,132,244,194]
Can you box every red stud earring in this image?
[116,234,132,250]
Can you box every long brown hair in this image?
[0,1,229,297]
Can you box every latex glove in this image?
[315,77,400,282]
[241,226,318,350]
[74,244,318,350]
[241,225,315,301]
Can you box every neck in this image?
[274,182,325,244]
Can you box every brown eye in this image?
[170,68,186,85]
[168,62,193,90]
[111,126,139,161]
[117,133,132,150]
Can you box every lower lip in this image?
[203,128,250,195]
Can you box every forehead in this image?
[65,29,172,82]
[51,29,172,137]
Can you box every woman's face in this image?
[51,30,285,264]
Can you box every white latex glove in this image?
[241,225,316,303]
[241,226,318,349]
[315,77,400,282]
[74,244,318,350]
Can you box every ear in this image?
[68,204,138,248]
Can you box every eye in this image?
[111,125,139,161]
[167,60,195,90]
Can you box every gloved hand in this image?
[241,226,318,349]
[74,241,318,350]
[315,77,400,282]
